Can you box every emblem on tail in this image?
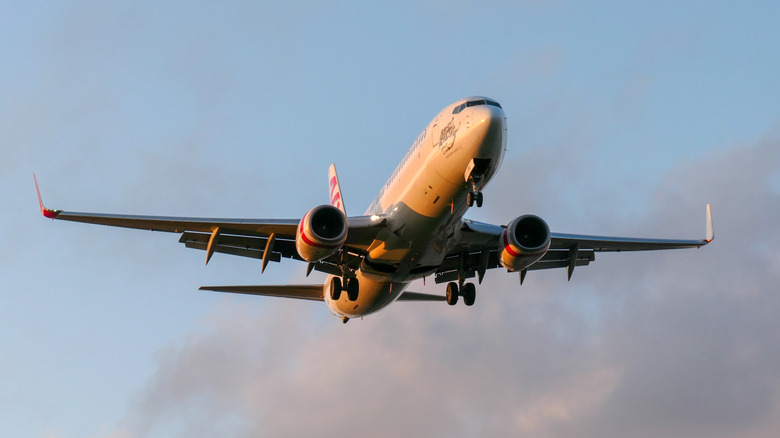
[328,163,346,214]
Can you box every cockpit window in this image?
[452,99,502,114]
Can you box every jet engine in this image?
[295,205,348,262]
[498,214,551,271]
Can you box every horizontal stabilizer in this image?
[396,291,446,302]
[200,285,446,302]
[199,285,324,301]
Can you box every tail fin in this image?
[328,163,346,215]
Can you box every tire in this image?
[446,282,459,306]
[466,191,474,207]
[475,192,483,208]
[347,277,359,301]
[463,282,476,306]
[330,276,342,300]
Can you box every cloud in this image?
[106,127,780,438]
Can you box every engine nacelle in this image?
[295,205,348,262]
[499,215,551,272]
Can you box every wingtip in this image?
[705,204,714,243]
[33,173,60,219]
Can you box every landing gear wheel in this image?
[346,277,359,301]
[475,192,483,208]
[446,282,459,306]
[330,277,342,300]
[467,191,475,207]
[462,282,476,306]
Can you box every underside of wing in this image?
[50,211,300,236]
[36,174,389,272]
[44,210,388,275]
[434,205,713,284]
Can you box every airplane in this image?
[35,96,714,323]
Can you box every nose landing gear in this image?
[465,158,490,208]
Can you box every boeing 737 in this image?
[36,97,713,323]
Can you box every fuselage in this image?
[324,97,507,318]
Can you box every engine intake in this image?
[499,215,551,271]
[295,205,348,262]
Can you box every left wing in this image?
[434,205,713,284]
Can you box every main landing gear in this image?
[330,276,360,301]
[466,191,483,208]
[445,281,476,306]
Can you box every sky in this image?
[2,1,779,437]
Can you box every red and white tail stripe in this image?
[328,163,346,215]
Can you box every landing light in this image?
[370,215,380,221]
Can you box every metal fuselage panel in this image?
[325,98,506,318]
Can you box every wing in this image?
[34,175,387,273]
[434,205,713,285]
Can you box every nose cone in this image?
[468,103,506,159]
[471,104,505,134]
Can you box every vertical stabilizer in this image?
[328,163,347,215]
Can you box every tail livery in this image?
[328,163,346,214]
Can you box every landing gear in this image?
[466,190,483,208]
[330,276,359,301]
[346,277,359,301]
[331,276,359,301]
[446,282,459,305]
[465,158,490,208]
[330,276,342,300]
[445,281,476,306]
[462,282,476,306]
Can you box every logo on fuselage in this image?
[437,117,460,154]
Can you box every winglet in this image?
[33,173,60,219]
[705,204,714,243]
[328,163,346,215]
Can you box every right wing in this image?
[34,174,387,274]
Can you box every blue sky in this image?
[2,1,780,437]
